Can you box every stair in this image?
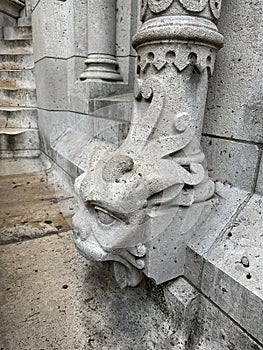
[0,24,39,159]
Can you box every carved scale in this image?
[72,0,224,288]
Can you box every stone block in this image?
[0,68,35,89]
[32,0,87,61]
[0,149,40,159]
[3,26,32,40]
[185,183,249,287]
[71,80,133,114]
[203,0,263,143]
[0,53,34,70]
[89,93,133,122]
[163,277,262,350]
[37,110,76,156]
[256,157,263,195]
[34,58,69,110]
[201,194,263,344]
[202,135,260,191]
[0,107,38,129]
[0,39,32,54]
[0,128,39,151]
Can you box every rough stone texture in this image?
[0,107,38,129]
[201,194,263,344]
[0,128,39,153]
[0,158,75,244]
[202,136,260,191]
[31,0,87,61]
[256,156,263,195]
[0,52,34,70]
[184,183,249,287]
[0,232,173,350]
[203,0,263,144]
[0,69,35,89]
[0,12,16,27]
[164,278,263,350]
[3,25,32,40]
[1,232,262,350]
[34,58,69,110]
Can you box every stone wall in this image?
[202,0,262,192]
[32,0,138,173]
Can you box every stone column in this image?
[80,0,122,81]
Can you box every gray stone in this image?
[203,0,263,143]
[0,149,40,159]
[0,128,39,151]
[0,87,36,107]
[0,232,174,350]
[34,58,69,110]
[201,194,263,344]
[72,1,224,287]
[256,157,263,195]
[202,135,260,191]
[185,183,249,287]
[0,39,32,54]
[3,25,32,40]
[0,107,38,129]
[0,68,35,89]
[163,277,262,350]
[0,52,34,70]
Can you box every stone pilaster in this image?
[80,0,122,81]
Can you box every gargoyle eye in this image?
[94,206,118,225]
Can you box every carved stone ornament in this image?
[72,1,224,287]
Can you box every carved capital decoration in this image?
[72,0,224,287]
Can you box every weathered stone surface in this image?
[0,128,39,151]
[201,194,263,344]
[0,39,32,54]
[164,278,263,350]
[34,58,69,110]
[0,158,75,244]
[256,157,263,195]
[89,93,133,122]
[0,69,35,89]
[0,149,40,159]
[0,52,34,70]
[203,0,263,143]
[72,0,226,287]
[0,107,38,129]
[3,25,32,40]
[185,183,249,287]
[32,0,87,61]
[0,232,173,350]
[202,136,260,191]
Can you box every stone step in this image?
[0,107,38,128]
[0,69,35,89]
[3,26,32,41]
[0,87,36,107]
[0,53,34,70]
[0,39,33,54]
[0,128,40,152]
[0,149,40,159]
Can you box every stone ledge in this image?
[0,0,25,19]
[185,189,263,344]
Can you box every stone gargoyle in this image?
[72,77,215,288]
